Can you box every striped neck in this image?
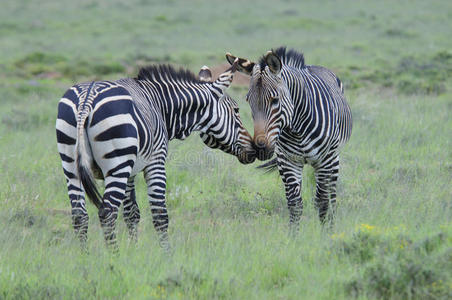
[158,71,235,140]
[152,82,218,140]
[280,66,309,129]
[133,63,236,141]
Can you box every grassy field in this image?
[1,0,451,299]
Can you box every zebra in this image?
[56,59,255,251]
[225,47,352,233]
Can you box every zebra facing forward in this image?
[56,59,255,251]
[226,47,352,233]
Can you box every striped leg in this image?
[277,154,304,237]
[70,185,89,248]
[314,155,339,225]
[144,159,170,251]
[327,157,340,225]
[98,173,132,252]
[65,172,89,249]
[57,133,89,249]
[123,176,140,242]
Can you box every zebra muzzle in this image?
[253,136,274,161]
[238,150,256,164]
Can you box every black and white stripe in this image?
[227,47,352,232]
[56,61,255,251]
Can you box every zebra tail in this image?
[256,158,278,173]
[76,108,103,209]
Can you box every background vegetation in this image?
[0,0,451,299]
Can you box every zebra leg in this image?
[65,175,89,250]
[314,156,340,225]
[277,155,304,237]
[144,160,170,252]
[327,157,340,225]
[123,176,141,242]
[98,174,131,252]
[71,193,89,250]
[57,144,89,249]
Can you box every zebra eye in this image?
[233,107,240,113]
[271,97,279,106]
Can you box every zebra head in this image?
[198,63,256,164]
[226,51,293,161]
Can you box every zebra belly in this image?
[277,131,336,166]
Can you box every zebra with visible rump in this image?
[56,60,255,251]
[226,47,352,232]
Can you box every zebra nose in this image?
[254,135,267,149]
[253,142,266,151]
[253,140,270,160]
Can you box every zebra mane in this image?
[259,46,306,70]
[136,64,205,84]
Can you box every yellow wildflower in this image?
[360,223,376,231]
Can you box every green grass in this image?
[0,0,451,299]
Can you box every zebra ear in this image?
[211,58,238,95]
[226,52,255,75]
[198,65,212,82]
[265,51,282,75]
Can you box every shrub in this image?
[342,230,452,299]
[347,50,452,95]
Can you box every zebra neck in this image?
[155,84,214,140]
[281,67,312,131]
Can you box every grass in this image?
[0,0,451,299]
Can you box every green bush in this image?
[13,52,126,80]
[343,231,452,299]
[347,50,452,95]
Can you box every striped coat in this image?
[56,61,255,251]
[226,47,352,232]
